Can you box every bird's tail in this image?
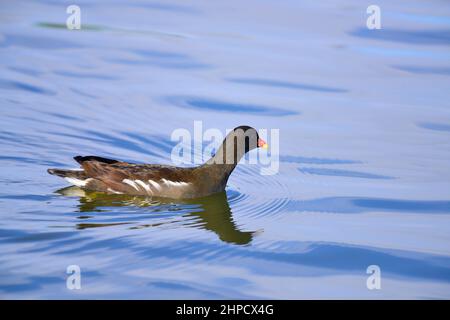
[47,168,87,179]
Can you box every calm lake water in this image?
[1,0,450,299]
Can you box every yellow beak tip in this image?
[262,143,268,149]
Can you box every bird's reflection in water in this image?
[56,186,259,245]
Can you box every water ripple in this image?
[298,167,395,180]
[350,27,450,46]
[393,65,450,76]
[418,122,450,132]
[166,96,298,116]
[284,197,450,214]
[228,78,348,93]
[0,34,81,49]
[0,79,55,95]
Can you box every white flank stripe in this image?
[122,179,139,191]
[135,180,152,195]
[148,180,161,191]
[161,178,190,188]
[65,177,92,187]
[107,188,123,194]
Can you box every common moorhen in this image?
[48,126,268,199]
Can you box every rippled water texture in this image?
[1,1,450,299]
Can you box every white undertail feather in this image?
[59,186,87,197]
[65,177,93,187]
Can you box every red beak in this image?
[258,138,268,149]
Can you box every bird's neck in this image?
[205,138,246,167]
[197,141,246,190]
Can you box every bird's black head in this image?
[206,125,268,166]
[212,125,267,165]
[232,125,267,153]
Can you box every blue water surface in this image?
[1,0,450,299]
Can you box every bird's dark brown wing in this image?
[80,160,195,195]
[81,161,130,191]
[74,155,121,165]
